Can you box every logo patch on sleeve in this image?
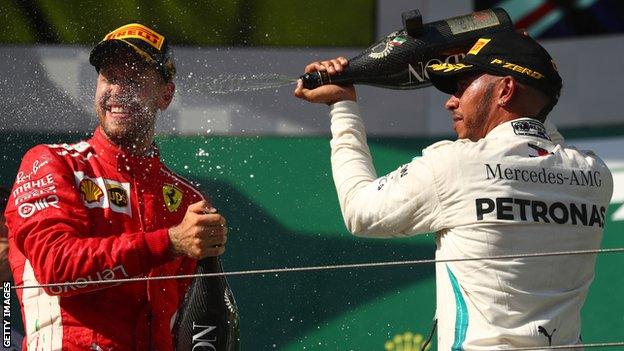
[79,178,105,204]
[74,172,132,216]
[107,185,128,207]
[511,120,550,140]
[527,143,553,157]
[104,179,132,216]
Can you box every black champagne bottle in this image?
[173,257,240,350]
[301,8,513,90]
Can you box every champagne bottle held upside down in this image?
[173,257,240,350]
[300,8,513,90]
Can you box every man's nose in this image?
[445,95,459,110]
[108,79,135,94]
[108,82,126,95]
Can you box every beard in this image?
[461,82,496,141]
[475,82,496,120]
[95,91,157,151]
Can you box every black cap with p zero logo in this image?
[89,23,176,82]
[426,31,562,101]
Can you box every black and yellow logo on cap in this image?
[468,38,491,55]
[490,58,544,79]
[104,23,165,50]
[163,184,183,212]
[428,62,473,73]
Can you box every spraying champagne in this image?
[300,8,513,90]
[173,257,240,350]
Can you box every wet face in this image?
[444,73,498,141]
[94,56,172,151]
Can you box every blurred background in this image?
[0,0,623,349]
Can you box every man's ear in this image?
[159,82,175,110]
[497,76,516,107]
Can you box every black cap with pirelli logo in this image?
[89,23,176,82]
[426,31,562,101]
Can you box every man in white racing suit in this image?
[294,31,613,350]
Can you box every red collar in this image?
[89,127,162,176]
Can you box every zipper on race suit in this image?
[132,175,153,350]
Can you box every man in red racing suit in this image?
[4,23,228,350]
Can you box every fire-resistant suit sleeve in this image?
[329,101,442,237]
[544,120,565,145]
[5,145,173,297]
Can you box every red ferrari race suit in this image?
[5,127,203,350]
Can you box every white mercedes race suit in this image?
[329,101,613,351]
